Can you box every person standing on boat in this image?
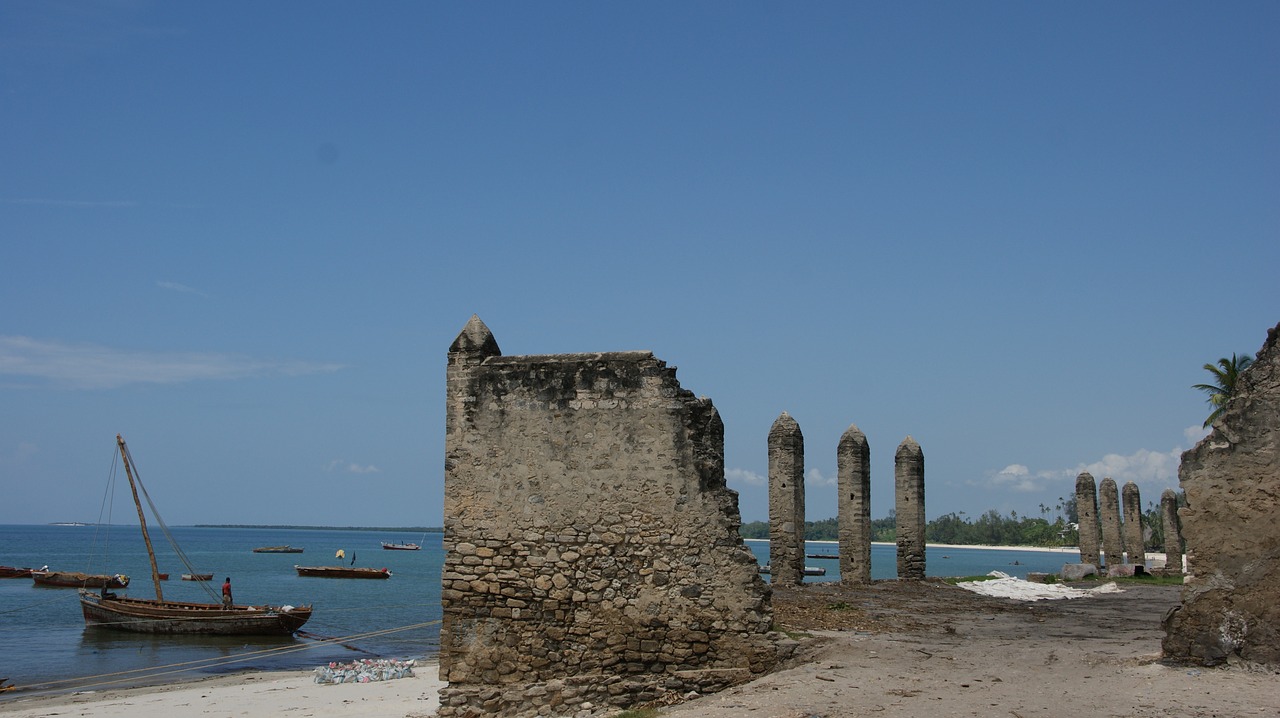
[222,577,233,608]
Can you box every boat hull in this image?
[253,546,304,553]
[79,591,311,635]
[0,566,34,578]
[380,542,420,551]
[33,571,129,588]
[295,565,391,579]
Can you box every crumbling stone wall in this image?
[439,316,780,716]
[894,437,925,580]
[837,424,872,585]
[1163,322,1280,667]
[768,412,805,586]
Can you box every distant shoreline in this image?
[743,538,1082,554]
[194,524,444,532]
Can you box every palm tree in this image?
[1193,353,1255,427]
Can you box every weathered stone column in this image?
[1075,472,1101,566]
[1098,477,1125,566]
[1160,489,1183,576]
[894,436,925,580]
[768,412,805,586]
[837,424,871,585]
[1121,482,1145,568]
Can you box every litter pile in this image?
[313,658,417,684]
[957,571,1124,601]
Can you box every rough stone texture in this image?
[894,437,925,580]
[439,315,780,716]
[768,412,805,587]
[837,425,871,585]
[1122,481,1145,567]
[1163,322,1280,668]
[1098,478,1125,567]
[1075,472,1101,567]
[1160,489,1184,576]
[1061,563,1097,581]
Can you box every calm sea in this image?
[0,524,1077,695]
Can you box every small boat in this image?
[0,566,35,579]
[757,565,826,577]
[253,546,304,553]
[806,553,839,560]
[78,435,312,636]
[380,541,420,551]
[157,573,169,580]
[295,565,392,579]
[33,571,129,588]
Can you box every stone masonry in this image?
[768,412,805,586]
[837,424,872,585]
[1163,322,1280,667]
[894,436,925,580]
[1122,481,1144,568]
[1098,477,1125,566]
[439,316,781,716]
[1075,472,1101,567]
[1160,489,1183,576]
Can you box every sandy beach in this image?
[5,576,1277,717]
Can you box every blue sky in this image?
[2,2,1276,527]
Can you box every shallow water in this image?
[1,524,1078,693]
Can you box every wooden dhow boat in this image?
[295,565,391,579]
[253,545,304,553]
[33,570,129,588]
[78,435,312,635]
[0,566,36,579]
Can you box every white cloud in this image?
[326,459,381,474]
[157,280,209,298]
[726,467,765,487]
[805,467,837,488]
[0,336,344,389]
[978,445,1187,498]
[1183,424,1210,446]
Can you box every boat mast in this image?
[117,434,164,602]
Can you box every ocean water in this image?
[0,524,1078,695]
[0,524,443,693]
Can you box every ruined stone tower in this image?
[1160,489,1183,576]
[440,316,779,716]
[1121,481,1144,567]
[1098,477,1125,566]
[767,412,806,586]
[1164,322,1280,667]
[1075,472,1101,567]
[894,436,925,580]
[837,424,872,585]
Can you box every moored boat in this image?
[380,541,420,551]
[77,434,312,636]
[0,565,35,579]
[295,565,391,579]
[757,565,826,577]
[33,571,129,588]
[253,545,304,553]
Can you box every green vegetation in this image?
[741,498,1079,548]
[1194,352,1255,427]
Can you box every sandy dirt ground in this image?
[659,580,1279,718]
[3,579,1277,718]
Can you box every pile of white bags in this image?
[313,658,416,684]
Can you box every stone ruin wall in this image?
[1163,321,1280,667]
[439,316,781,716]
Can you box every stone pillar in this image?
[837,424,871,585]
[1075,472,1100,566]
[1099,477,1125,566]
[768,412,805,586]
[894,436,925,580]
[1121,482,1145,568]
[1160,489,1183,576]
